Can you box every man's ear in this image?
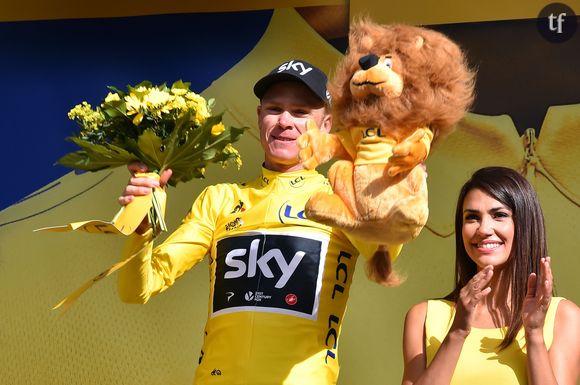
[321,113,332,134]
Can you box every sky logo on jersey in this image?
[212,232,328,319]
[224,237,305,288]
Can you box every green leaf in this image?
[56,139,137,171]
[56,152,110,171]
[161,111,192,159]
[171,79,191,90]
[118,136,158,171]
[202,147,217,160]
[137,129,165,169]
[106,85,124,95]
[160,114,221,171]
[130,80,153,91]
[162,122,247,185]
[101,102,127,118]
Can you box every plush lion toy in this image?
[298,19,475,285]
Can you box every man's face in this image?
[257,81,331,172]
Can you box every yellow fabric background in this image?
[0,0,343,22]
[351,0,578,25]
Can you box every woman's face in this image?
[461,188,515,271]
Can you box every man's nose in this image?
[278,111,294,128]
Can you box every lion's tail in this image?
[366,245,404,287]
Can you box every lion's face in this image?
[329,20,475,141]
[349,54,403,100]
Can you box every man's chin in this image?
[264,154,302,172]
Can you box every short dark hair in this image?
[448,166,549,349]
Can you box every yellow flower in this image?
[67,102,103,131]
[171,87,187,96]
[169,95,187,111]
[124,93,145,116]
[104,92,121,103]
[211,123,225,136]
[185,92,211,125]
[67,102,90,120]
[235,155,243,169]
[132,113,144,126]
[221,144,243,169]
[223,143,236,154]
[145,88,171,108]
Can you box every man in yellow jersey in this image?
[116,59,395,385]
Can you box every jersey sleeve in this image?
[117,186,218,303]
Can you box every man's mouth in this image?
[274,136,295,142]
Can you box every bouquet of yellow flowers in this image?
[41,81,246,313]
[59,80,244,186]
[39,80,245,238]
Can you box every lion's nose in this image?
[359,54,379,70]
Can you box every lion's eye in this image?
[383,57,393,68]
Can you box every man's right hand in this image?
[118,162,173,206]
[118,162,172,234]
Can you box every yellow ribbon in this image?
[52,242,148,315]
[41,172,168,315]
[35,172,167,235]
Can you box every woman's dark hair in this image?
[446,166,548,349]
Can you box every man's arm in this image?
[118,187,216,304]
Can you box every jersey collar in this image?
[260,166,322,189]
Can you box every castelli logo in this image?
[285,293,298,305]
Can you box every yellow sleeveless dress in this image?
[425,297,563,385]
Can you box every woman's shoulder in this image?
[406,301,428,318]
[404,301,428,332]
[554,297,580,326]
[406,299,454,318]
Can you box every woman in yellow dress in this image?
[402,166,580,385]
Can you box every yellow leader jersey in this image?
[425,297,564,385]
[118,168,395,385]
